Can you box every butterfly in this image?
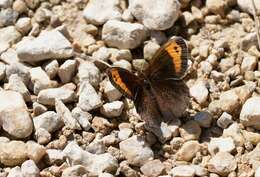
[107,37,190,141]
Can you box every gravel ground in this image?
[0,0,260,177]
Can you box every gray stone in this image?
[0,91,32,138]
[238,0,260,15]
[217,112,234,129]
[5,74,30,102]
[43,60,59,79]
[102,20,147,49]
[33,111,63,133]
[45,149,63,165]
[37,87,76,106]
[55,99,81,130]
[16,30,73,62]
[58,59,77,83]
[29,67,52,95]
[140,160,165,177]
[15,17,32,34]
[0,8,18,27]
[86,140,106,154]
[100,101,124,118]
[77,81,102,111]
[32,102,47,116]
[118,128,133,141]
[171,165,195,177]
[83,0,122,25]
[129,0,181,30]
[103,80,122,101]
[119,135,154,166]
[77,61,101,88]
[63,141,118,176]
[194,111,213,128]
[21,160,40,177]
[143,41,160,60]
[241,54,257,73]
[0,26,21,47]
[190,80,209,104]
[72,107,92,131]
[34,128,51,144]
[240,96,260,130]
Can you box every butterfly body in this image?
[107,37,190,141]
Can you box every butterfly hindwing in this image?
[107,67,143,99]
[150,79,190,122]
[147,36,189,80]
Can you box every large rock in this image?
[0,26,21,48]
[207,152,237,176]
[16,30,73,62]
[63,141,118,176]
[83,0,122,25]
[119,135,154,166]
[102,20,147,49]
[77,81,102,111]
[0,91,32,138]
[129,0,181,30]
[238,0,260,15]
[240,96,260,130]
[0,141,27,166]
[37,88,76,106]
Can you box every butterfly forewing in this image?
[107,67,143,99]
[146,37,189,80]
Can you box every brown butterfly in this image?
[107,37,190,141]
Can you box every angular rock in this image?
[63,141,118,176]
[241,54,257,73]
[45,149,64,165]
[26,140,46,163]
[83,0,122,25]
[190,80,209,104]
[0,26,21,47]
[29,67,52,94]
[32,102,47,116]
[240,96,260,130]
[5,62,30,84]
[33,111,63,133]
[217,112,234,129]
[207,152,237,176]
[102,20,147,49]
[208,137,235,155]
[55,99,81,130]
[77,61,101,88]
[21,160,40,177]
[119,135,154,166]
[223,123,245,147]
[15,17,32,35]
[37,87,76,106]
[140,160,165,177]
[58,59,77,83]
[100,101,124,118]
[72,107,92,131]
[242,130,260,145]
[129,0,181,30]
[16,30,73,62]
[171,165,195,177]
[103,80,122,102]
[206,0,226,16]
[0,91,32,138]
[77,81,102,111]
[43,60,59,79]
[34,128,51,145]
[5,74,31,102]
